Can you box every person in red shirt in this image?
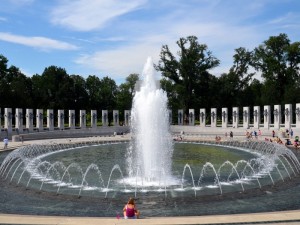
[123,197,140,219]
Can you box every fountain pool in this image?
[1,139,300,217]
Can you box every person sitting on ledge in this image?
[123,197,140,219]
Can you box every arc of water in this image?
[280,155,296,176]
[277,157,291,179]
[78,163,106,197]
[105,164,127,198]
[0,157,16,176]
[10,160,24,182]
[4,158,22,180]
[241,162,262,188]
[17,158,42,185]
[181,164,197,197]
[198,162,222,195]
[57,163,83,195]
[40,161,66,191]
[26,161,52,188]
[218,161,244,192]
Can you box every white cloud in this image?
[75,41,162,80]
[50,0,147,31]
[0,32,79,51]
[0,17,7,22]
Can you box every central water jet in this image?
[127,57,174,185]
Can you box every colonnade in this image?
[0,108,131,135]
[179,104,300,129]
[2,103,300,135]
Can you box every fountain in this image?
[126,57,174,185]
[1,58,300,217]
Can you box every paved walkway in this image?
[1,210,300,224]
[1,134,300,225]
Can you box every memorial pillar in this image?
[36,109,43,131]
[232,107,239,128]
[80,110,86,128]
[199,109,206,127]
[26,109,34,132]
[47,109,54,131]
[15,108,23,134]
[284,104,292,130]
[189,109,195,126]
[124,110,131,126]
[91,110,98,128]
[101,110,107,127]
[211,108,217,128]
[273,105,281,129]
[222,108,228,128]
[57,109,64,130]
[69,110,75,129]
[169,109,172,125]
[113,110,119,126]
[243,107,250,129]
[296,103,300,128]
[263,105,271,129]
[253,106,260,129]
[4,108,13,134]
[178,109,183,125]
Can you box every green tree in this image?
[99,76,118,125]
[217,47,255,108]
[253,33,300,104]
[116,73,139,121]
[155,36,220,116]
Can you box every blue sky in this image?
[0,0,299,84]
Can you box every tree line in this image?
[0,33,299,123]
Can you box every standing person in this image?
[290,129,294,139]
[123,197,140,219]
[3,137,8,149]
[258,129,262,138]
[272,130,275,138]
[229,131,233,139]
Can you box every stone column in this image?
[253,106,260,129]
[169,109,172,125]
[91,110,98,128]
[189,109,195,126]
[211,108,217,128]
[199,109,206,127]
[26,109,34,132]
[243,107,250,129]
[101,110,107,127]
[295,103,300,128]
[4,108,13,134]
[284,104,292,130]
[36,109,43,131]
[80,110,86,128]
[69,110,75,129]
[15,108,23,134]
[178,109,183,125]
[221,108,228,128]
[47,109,54,131]
[263,105,271,129]
[57,109,64,130]
[124,110,131,126]
[232,107,239,128]
[273,105,281,129]
[113,110,119,126]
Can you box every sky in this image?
[0,0,300,84]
